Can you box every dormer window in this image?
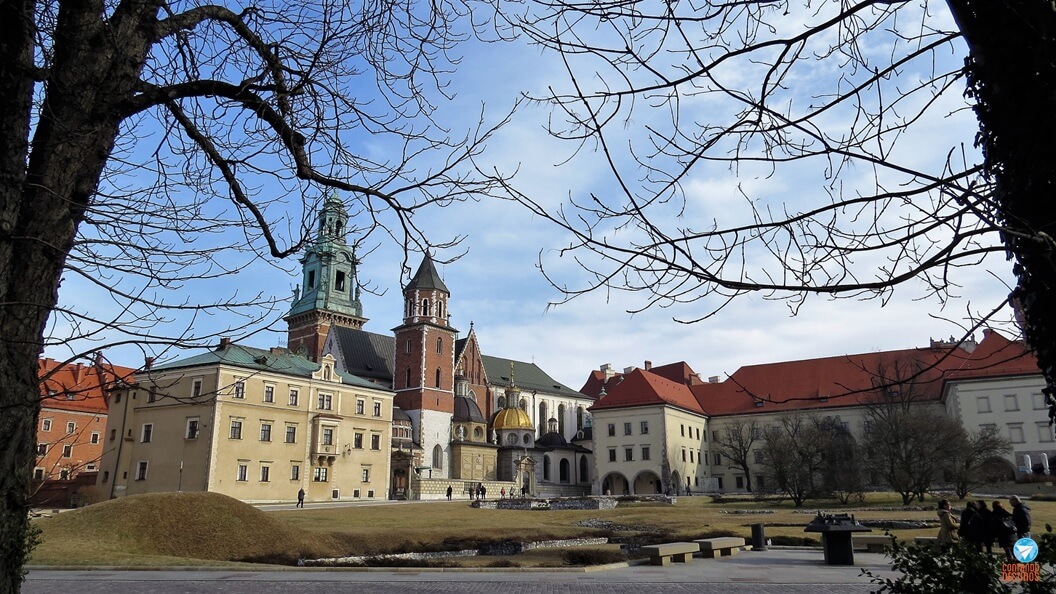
[308,270,316,289]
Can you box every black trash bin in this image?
[751,523,767,551]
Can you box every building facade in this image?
[98,343,393,503]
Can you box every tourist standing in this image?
[958,501,978,545]
[446,485,452,500]
[500,487,506,499]
[936,499,959,544]
[1010,495,1032,539]
[974,500,994,555]
[991,501,1015,561]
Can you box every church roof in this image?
[492,406,534,430]
[405,254,449,294]
[481,355,587,399]
[453,393,487,423]
[329,326,395,384]
[153,341,379,389]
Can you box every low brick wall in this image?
[474,496,619,511]
[413,477,517,500]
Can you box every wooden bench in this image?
[641,542,700,566]
[694,537,746,558]
[853,534,895,553]
[913,536,939,546]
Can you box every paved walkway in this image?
[24,548,896,593]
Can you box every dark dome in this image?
[453,394,486,423]
[536,431,569,448]
[393,406,412,422]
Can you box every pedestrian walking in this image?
[1010,495,1032,539]
[296,488,305,508]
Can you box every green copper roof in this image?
[153,343,379,389]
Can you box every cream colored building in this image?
[99,340,392,503]
[584,330,1043,494]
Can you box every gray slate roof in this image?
[329,326,395,385]
[153,342,379,390]
[405,254,449,294]
[480,354,588,399]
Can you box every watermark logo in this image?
[1014,537,1039,563]
[1002,537,1040,583]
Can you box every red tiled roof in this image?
[589,368,704,414]
[38,357,136,414]
[579,330,1041,418]
[945,329,1038,380]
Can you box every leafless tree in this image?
[948,425,1013,500]
[1,1,513,589]
[758,414,826,507]
[506,2,1053,408]
[815,416,865,505]
[712,418,760,493]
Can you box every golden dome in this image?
[492,407,534,430]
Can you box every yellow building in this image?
[98,340,392,503]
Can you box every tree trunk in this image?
[0,2,158,590]
[951,0,1056,391]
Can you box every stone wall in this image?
[413,477,516,500]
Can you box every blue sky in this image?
[44,2,1020,391]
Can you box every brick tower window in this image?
[435,368,441,388]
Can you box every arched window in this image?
[405,368,412,388]
[558,404,566,435]
[436,337,442,354]
[577,406,585,430]
[519,398,527,412]
[560,459,570,483]
[432,444,443,470]
[421,298,430,316]
[538,402,548,434]
[435,368,442,388]
[543,456,551,481]
[579,456,588,483]
[437,300,444,318]
[497,395,507,409]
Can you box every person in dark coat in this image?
[958,501,978,545]
[1010,495,1032,538]
[974,500,994,555]
[446,485,452,500]
[296,488,305,508]
[991,500,1015,561]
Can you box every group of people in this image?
[936,495,1032,560]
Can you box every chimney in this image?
[600,363,615,380]
[73,363,85,384]
[644,360,652,371]
[270,346,287,355]
[218,337,232,350]
[708,375,720,384]
[623,366,636,374]
[144,357,154,370]
[688,373,703,386]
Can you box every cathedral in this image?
[285,196,595,499]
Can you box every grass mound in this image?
[32,492,342,566]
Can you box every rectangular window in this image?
[356,399,365,414]
[186,418,200,439]
[291,464,300,481]
[110,429,116,442]
[754,450,764,464]
[354,433,363,449]
[1009,423,1025,444]
[697,428,701,440]
[141,423,153,443]
[233,380,245,399]
[681,448,686,462]
[1004,394,1020,412]
[260,466,270,482]
[86,463,96,471]
[36,444,47,456]
[716,477,723,490]
[373,401,382,417]
[33,468,44,481]
[90,432,100,444]
[260,423,272,442]
[712,430,719,442]
[608,449,617,462]
[313,467,328,482]
[736,476,744,489]
[41,419,51,432]
[264,385,275,403]
[192,379,202,398]
[289,388,299,406]
[642,446,650,460]
[690,450,695,463]
[370,434,381,450]
[977,396,992,413]
[66,421,76,435]
[713,453,722,466]
[285,425,297,443]
[136,461,148,480]
[322,428,334,446]
[623,422,632,436]
[640,421,649,434]
[680,424,685,437]
[607,424,615,437]
[230,420,243,440]
[237,464,248,481]
[1034,392,1048,410]
[147,389,157,403]
[624,447,633,462]
[1038,422,1054,443]
[362,468,370,482]
[318,393,333,410]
